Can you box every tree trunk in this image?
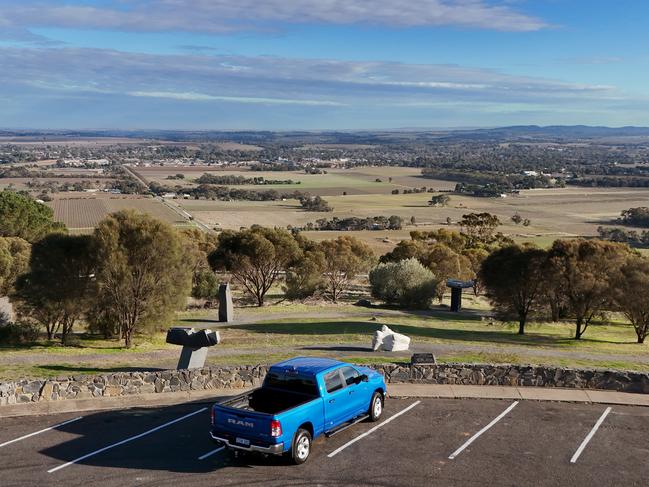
[518,318,526,335]
[60,318,73,345]
[638,335,645,344]
[550,301,560,322]
[575,318,583,339]
[125,330,133,349]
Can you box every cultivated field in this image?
[0,177,115,192]
[176,182,649,251]
[9,164,648,248]
[133,166,456,196]
[48,195,190,230]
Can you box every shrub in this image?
[369,258,438,309]
[284,250,326,300]
[0,313,40,345]
[192,269,220,300]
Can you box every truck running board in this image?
[325,414,370,438]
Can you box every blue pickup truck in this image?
[210,357,387,464]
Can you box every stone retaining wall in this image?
[373,363,649,394]
[1,363,647,406]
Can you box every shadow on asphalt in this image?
[39,399,254,474]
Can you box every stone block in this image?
[218,283,234,322]
[39,382,55,401]
[103,385,121,397]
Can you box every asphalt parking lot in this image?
[1,396,648,486]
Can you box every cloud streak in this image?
[2,46,645,129]
[0,0,547,34]
[0,47,618,107]
[128,91,346,105]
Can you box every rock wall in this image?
[1,363,648,406]
[0,366,269,406]
[372,363,649,394]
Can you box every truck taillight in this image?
[270,419,282,437]
[211,408,215,426]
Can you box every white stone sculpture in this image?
[372,325,411,352]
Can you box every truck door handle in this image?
[349,390,354,395]
[329,399,335,404]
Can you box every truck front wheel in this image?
[290,428,312,465]
[369,392,383,422]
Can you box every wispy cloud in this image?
[556,56,626,65]
[2,46,645,129]
[0,47,617,107]
[0,0,548,34]
[128,91,345,105]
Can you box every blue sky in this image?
[1,1,648,130]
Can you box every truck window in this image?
[340,366,360,386]
[264,371,318,395]
[324,370,344,393]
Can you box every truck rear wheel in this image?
[369,392,383,422]
[291,428,312,465]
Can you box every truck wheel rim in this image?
[297,436,309,459]
[373,397,382,417]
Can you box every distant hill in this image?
[3,125,649,144]
[468,125,649,138]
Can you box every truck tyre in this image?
[369,392,383,422]
[291,428,312,465]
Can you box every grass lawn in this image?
[1,300,647,379]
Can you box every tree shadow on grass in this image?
[179,318,221,324]
[302,345,374,353]
[234,320,624,348]
[398,308,486,322]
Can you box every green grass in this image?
[226,314,643,354]
[1,303,647,380]
[0,333,173,357]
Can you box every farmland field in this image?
[0,177,114,191]
[10,163,649,249]
[48,195,190,230]
[176,184,649,250]
[133,165,456,196]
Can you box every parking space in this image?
[1,397,647,486]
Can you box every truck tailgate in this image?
[213,404,273,441]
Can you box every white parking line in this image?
[448,401,519,460]
[570,407,612,464]
[327,400,421,458]
[0,416,83,449]
[48,407,207,473]
[198,446,225,460]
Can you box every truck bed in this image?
[221,387,318,415]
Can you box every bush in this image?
[284,250,326,300]
[0,313,40,345]
[192,269,220,300]
[369,258,438,309]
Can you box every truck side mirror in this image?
[359,374,369,383]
